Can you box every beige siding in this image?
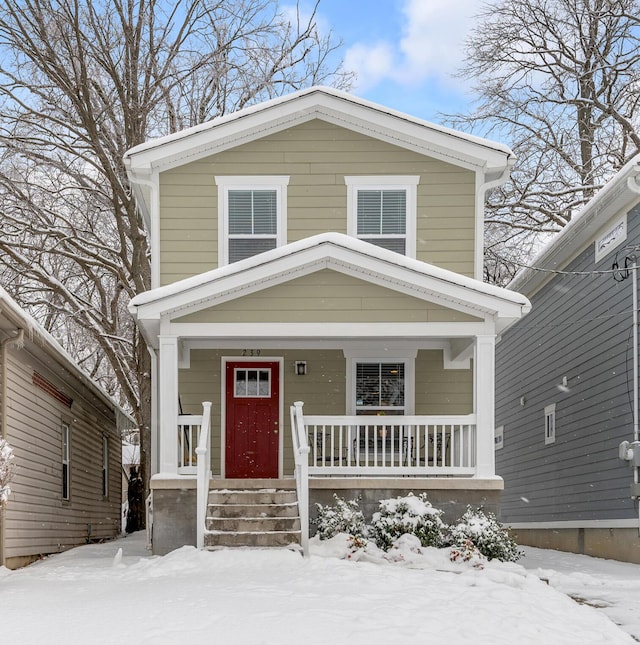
[178,347,472,476]
[174,269,481,324]
[159,119,476,284]
[415,350,473,415]
[3,347,121,564]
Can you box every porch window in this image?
[355,362,405,415]
[345,176,419,257]
[216,176,289,265]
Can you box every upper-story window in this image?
[345,176,419,257]
[216,176,289,265]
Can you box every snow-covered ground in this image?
[1,532,638,645]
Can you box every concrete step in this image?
[208,502,299,519]
[204,481,302,550]
[208,490,297,505]
[204,530,302,549]
[206,516,301,532]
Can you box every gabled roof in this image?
[510,154,640,296]
[129,233,531,346]
[124,86,514,225]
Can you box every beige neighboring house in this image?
[0,286,125,568]
[125,86,531,555]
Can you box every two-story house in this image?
[125,87,530,555]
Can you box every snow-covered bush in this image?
[369,493,446,551]
[447,506,521,562]
[0,438,15,506]
[314,495,367,540]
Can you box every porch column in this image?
[159,336,179,475]
[474,334,496,478]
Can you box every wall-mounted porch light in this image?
[295,361,307,376]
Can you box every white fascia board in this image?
[169,321,492,339]
[124,87,513,178]
[510,155,640,296]
[129,234,531,324]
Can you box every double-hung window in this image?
[355,362,406,416]
[216,176,289,265]
[345,176,419,257]
[62,423,70,500]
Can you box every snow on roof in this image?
[124,86,512,161]
[129,233,530,312]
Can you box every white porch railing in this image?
[290,401,310,555]
[297,404,477,477]
[178,414,205,474]
[195,401,212,550]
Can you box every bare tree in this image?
[0,0,350,500]
[449,0,640,283]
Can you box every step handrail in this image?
[290,401,310,555]
[196,401,212,549]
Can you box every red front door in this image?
[225,361,280,478]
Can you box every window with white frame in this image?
[544,403,556,445]
[62,423,70,500]
[345,176,419,257]
[355,362,405,416]
[102,435,109,497]
[216,176,289,265]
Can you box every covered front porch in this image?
[129,234,530,554]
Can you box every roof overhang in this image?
[510,154,640,296]
[124,86,514,228]
[129,233,531,348]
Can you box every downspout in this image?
[1,327,24,567]
[475,158,515,280]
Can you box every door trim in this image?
[220,356,284,478]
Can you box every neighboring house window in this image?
[345,176,419,257]
[62,423,70,500]
[216,176,289,265]
[102,435,108,497]
[544,404,556,445]
[355,362,406,415]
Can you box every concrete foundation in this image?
[149,476,503,555]
[511,527,640,564]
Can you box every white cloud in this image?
[344,42,396,92]
[344,0,477,92]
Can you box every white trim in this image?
[159,336,179,474]
[220,356,284,479]
[215,176,289,266]
[345,176,419,258]
[507,519,640,530]
[474,335,496,477]
[544,403,556,445]
[170,321,494,339]
[125,87,513,177]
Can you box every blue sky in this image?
[309,0,480,124]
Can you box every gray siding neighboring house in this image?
[0,286,128,569]
[496,155,640,563]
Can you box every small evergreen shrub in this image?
[369,493,446,551]
[447,506,521,562]
[314,495,367,540]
